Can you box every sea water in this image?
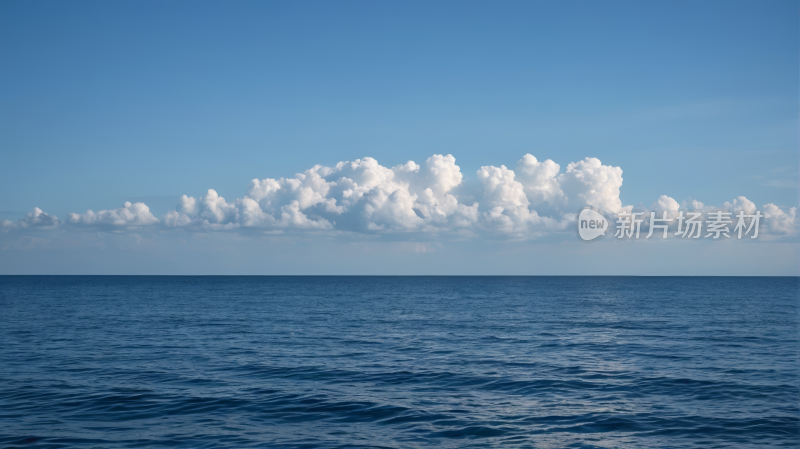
[1,276,797,447]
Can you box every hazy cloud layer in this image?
[3,154,797,239]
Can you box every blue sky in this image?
[0,0,797,274]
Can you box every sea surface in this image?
[0,276,797,448]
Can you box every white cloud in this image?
[722,196,757,215]
[166,190,270,230]
[170,154,475,233]
[652,195,680,211]
[687,196,797,237]
[558,157,624,214]
[515,154,564,207]
[5,154,797,242]
[177,194,199,215]
[1,207,59,232]
[474,161,573,236]
[67,202,159,228]
[477,164,529,210]
[762,203,797,235]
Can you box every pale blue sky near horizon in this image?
[0,0,798,274]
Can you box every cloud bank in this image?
[3,154,797,239]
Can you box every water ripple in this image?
[0,276,797,448]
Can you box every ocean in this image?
[0,276,797,448]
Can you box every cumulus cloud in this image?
[67,202,159,228]
[478,164,530,210]
[652,195,680,211]
[4,153,796,240]
[163,189,333,231]
[762,204,797,235]
[723,196,757,215]
[475,162,572,236]
[166,155,477,233]
[515,154,564,207]
[558,157,624,214]
[1,207,59,232]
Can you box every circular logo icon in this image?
[576,206,609,242]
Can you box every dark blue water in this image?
[0,276,797,448]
